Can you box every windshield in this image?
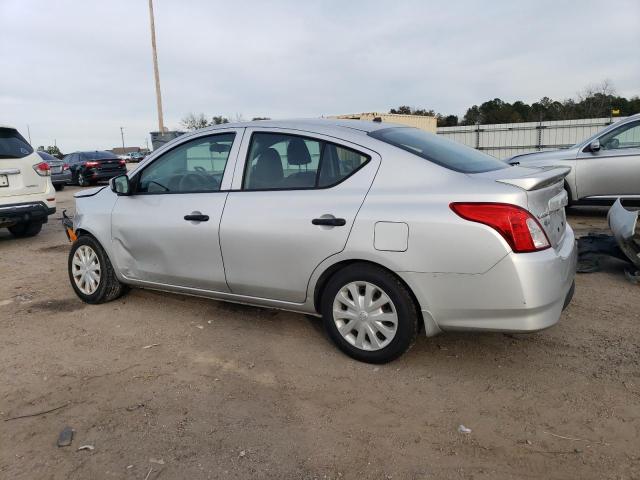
[0,128,34,159]
[369,127,507,173]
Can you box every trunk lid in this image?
[0,127,48,199]
[472,165,570,249]
[93,158,122,171]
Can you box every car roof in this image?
[201,118,403,135]
[0,124,17,130]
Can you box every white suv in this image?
[0,125,56,237]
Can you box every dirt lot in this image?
[1,185,639,480]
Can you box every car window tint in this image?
[138,133,235,193]
[318,144,369,187]
[0,128,33,159]
[243,133,370,190]
[243,133,321,190]
[600,121,640,150]
[369,127,507,173]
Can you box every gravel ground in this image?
[1,186,639,480]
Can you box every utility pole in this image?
[148,0,165,133]
[26,124,32,144]
[120,127,125,152]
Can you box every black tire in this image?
[8,221,43,238]
[54,183,65,191]
[78,171,90,187]
[321,263,419,364]
[68,235,128,304]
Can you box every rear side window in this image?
[0,128,33,159]
[243,132,369,190]
[369,127,507,173]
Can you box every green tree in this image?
[46,145,61,156]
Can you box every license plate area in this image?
[0,175,8,187]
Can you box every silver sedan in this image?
[66,119,576,363]
[509,113,640,204]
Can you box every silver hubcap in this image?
[332,281,398,351]
[72,245,101,295]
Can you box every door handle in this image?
[184,213,209,222]
[312,217,346,227]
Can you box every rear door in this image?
[0,127,47,199]
[576,120,640,197]
[219,128,380,303]
[111,129,242,291]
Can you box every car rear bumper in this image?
[399,224,577,335]
[52,171,72,184]
[0,201,56,227]
[88,169,126,181]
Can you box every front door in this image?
[111,129,242,291]
[219,129,380,303]
[576,120,640,197]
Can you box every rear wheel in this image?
[8,221,43,238]
[68,235,128,304]
[54,184,65,191]
[321,263,419,363]
[78,171,90,187]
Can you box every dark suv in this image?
[64,151,127,186]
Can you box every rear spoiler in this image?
[496,166,571,191]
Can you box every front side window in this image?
[243,132,369,190]
[599,121,640,150]
[138,133,235,193]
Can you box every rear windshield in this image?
[0,128,34,159]
[369,127,507,173]
[37,151,57,162]
[81,151,118,160]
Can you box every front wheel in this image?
[321,263,419,364]
[68,235,128,304]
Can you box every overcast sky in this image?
[1,0,638,152]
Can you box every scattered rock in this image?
[149,458,165,465]
[77,445,94,452]
[458,424,472,434]
[57,426,74,447]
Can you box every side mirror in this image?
[111,174,131,195]
[589,139,601,152]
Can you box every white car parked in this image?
[0,125,56,237]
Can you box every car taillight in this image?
[33,161,51,176]
[85,161,99,167]
[450,202,550,253]
[63,163,70,170]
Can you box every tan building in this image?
[331,112,437,133]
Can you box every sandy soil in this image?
[1,186,639,480]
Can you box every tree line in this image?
[391,80,640,127]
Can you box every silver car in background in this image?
[66,119,576,363]
[509,113,640,204]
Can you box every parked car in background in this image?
[66,119,576,363]
[0,125,55,237]
[126,151,145,162]
[37,150,71,190]
[509,113,640,204]
[64,150,127,186]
